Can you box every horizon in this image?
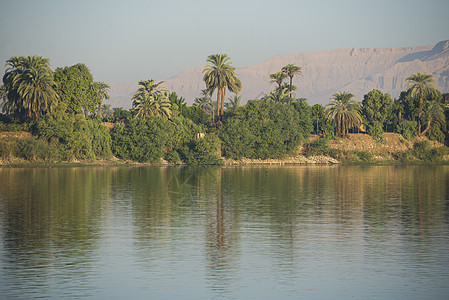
[1,0,449,84]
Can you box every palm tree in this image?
[269,71,288,88]
[281,63,302,96]
[95,82,110,116]
[202,54,242,117]
[421,101,445,136]
[263,87,292,104]
[99,104,113,118]
[224,95,243,110]
[405,72,436,134]
[2,55,59,120]
[193,89,213,114]
[131,79,171,119]
[325,91,362,137]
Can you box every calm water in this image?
[0,165,448,299]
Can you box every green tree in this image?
[362,89,393,127]
[54,63,98,118]
[281,63,302,96]
[2,55,59,121]
[311,104,326,134]
[325,91,362,137]
[269,71,288,88]
[405,72,436,134]
[224,95,243,110]
[95,82,110,116]
[263,87,292,104]
[421,100,445,137]
[168,92,186,115]
[202,54,242,117]
[218,99,311,159]
[194,91,213,115]
[131,80,171,119]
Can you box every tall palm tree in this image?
[405,72,436,134]
[421,101,445,136]
[95,81,111,116]
[269,71,287,88]
[2,55,59,120]
[325,91,362,137]
[131,79,171,119]
[202,54,242,117]
[281,63,302,96]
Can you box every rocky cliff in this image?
[110,40,449,107]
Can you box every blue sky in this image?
[1,0,448,83]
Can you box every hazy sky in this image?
[1,0,448,84]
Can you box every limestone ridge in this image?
[109,40,449,107]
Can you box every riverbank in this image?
[1,132,448,167]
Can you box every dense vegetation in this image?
[1,55,448,165]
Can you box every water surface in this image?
[0,166,448,299]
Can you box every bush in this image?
[111,117,167,163]
[218,100,311,159]
[87,120,112,158]
[179,134,223,165]
[164,150,181,164]
[397,121,418,141]
[14,137,59,161]
[182,106,210,126]
[303,138,339,158]
[426,123,445,143]
[366,121,385,143]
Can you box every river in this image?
[0,165,448,299]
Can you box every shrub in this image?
[303,138,339,158]
[179,134,223,165]
[397,121,418,141]
[111,117,167,163]
[13,137,59,161]
[218,100,311,159]
[366,121,385,143]
[164,150,181,164]
[182,106,210,126]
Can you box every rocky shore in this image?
[223,155,340,166]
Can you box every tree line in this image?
[1,54,448,164]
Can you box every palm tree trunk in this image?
[221,87,225,116]
[418,91,423,134]
[289,76,293,94]
[216,88,221,117]
[421,119,432,136]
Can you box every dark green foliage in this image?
[111,117,167,163]
[395,140,448,162]
[182,106,210,126]
[426,123,445,143]
[0,137,58,161]
[13,137,59,161]
[87,120,112,158]
[54,63,100,117]
[366,121,385,143]
[36,103,111,159]
[311,104,326,134]
[111,115,202,163]
[412,141,447,162]
[218,100,311,159]
[397,121,418,141]
[164,150,181,164]
[179,134,223,165]
[362,89,393,126]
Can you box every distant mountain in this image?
[109,40,449,108]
